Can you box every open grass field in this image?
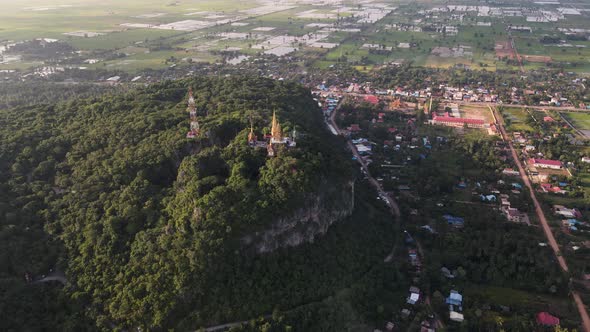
[562,112,590,138]
[460,105,495,123]
[503,107,535,132]
[563,112,590,131]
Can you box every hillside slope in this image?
[0,77,361,329]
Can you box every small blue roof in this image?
[443,215,465,225]
[446,290,463,305]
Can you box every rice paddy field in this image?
[1,0,590,74]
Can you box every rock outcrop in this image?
[241,182,353,253]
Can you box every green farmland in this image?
[563,112,590,131]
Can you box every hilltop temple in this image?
[186,88,201,139]
[248,111,296,157]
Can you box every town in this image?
[312,76,590,331]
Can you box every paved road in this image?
[491,105,590,332]
[329,97,401,218]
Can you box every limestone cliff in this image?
[241,182,353,253]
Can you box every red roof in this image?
[529,158,562,167]
[541,183,563,192]
[543,116,555,122]
[378,112,385,117]
[349,124,361,132]
[432,115,485,125]
[537,312,560,326]
[507,208,520,217]
[364,95,379,105]
[388,127,397,133]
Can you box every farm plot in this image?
[562,112,590,138]
[503,107,535,132]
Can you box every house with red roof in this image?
[536,312,560,326]
[543,116,555,122]
[528,158,563,169]
[541,183,567,194]
[364,95,379,105]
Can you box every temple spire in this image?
[271,111,282,142]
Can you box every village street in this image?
[329,95,401,218]
[492,105,590,332]
[329,95,448,329]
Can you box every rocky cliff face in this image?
[241,182,353,253]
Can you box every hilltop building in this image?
[248,111,296,157]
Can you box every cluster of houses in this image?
[562,218,588,233]
[442,86,499,103]
[312,79,588,133]
[501,194,529,224]
[379,231,431,332]
[554,205,582,219]
[446,290,464,322]
[514,133,575,187]
[316,79,585,331]
[540,183,567,194]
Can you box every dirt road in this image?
[492,105,590,332]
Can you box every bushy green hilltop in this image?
[0,77,367,330]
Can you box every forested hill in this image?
[0,77,352,330]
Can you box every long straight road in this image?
[491,105,590,332]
